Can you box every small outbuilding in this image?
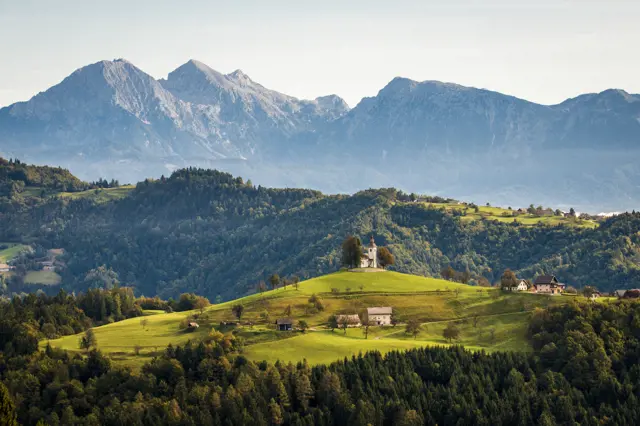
[275,318,293,331]
[336,314,361,327]
[187,322,199,329]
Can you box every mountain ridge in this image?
[1,58,639,211]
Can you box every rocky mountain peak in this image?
[314,95,350,113]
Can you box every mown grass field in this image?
[0,243,30,263]
[58,185,135,202]
[419,202,598,228]
[25,270,62,285]
[44,271,568,369]
[244,311,532,364]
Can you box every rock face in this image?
[0,59,348,181]
[1,59,639,211]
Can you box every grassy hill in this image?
[43,271,569,369]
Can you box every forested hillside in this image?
[2,166,640,299]
[4,297,640,425]
[0,157,119,206]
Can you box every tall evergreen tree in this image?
[0,382,18,426]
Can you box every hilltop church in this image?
[360,236,378,268]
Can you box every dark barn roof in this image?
[534,275,559,285]
[275,318,293,325]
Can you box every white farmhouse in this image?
[360,236,378,268]
[509,279,529,292]
[366,307,392,326]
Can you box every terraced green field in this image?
[44,271,567,369]
[421,202,598,228]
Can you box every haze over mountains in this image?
[1,58,639,212]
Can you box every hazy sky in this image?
[0,0,638,108]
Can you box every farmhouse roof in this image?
[614,290,627,297]
[188,322,199,327]
[367,307,392,315]
[534,275,559,285]
[275,318,293,325]
[336,314,361,323]
[0,263,9,269]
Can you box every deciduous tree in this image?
[297,320,309,333]
[377,247,395,269]
[328,315,338,332]
[79,328,97,352]
[443,322,460,343]
[231,304,244,320]
[341,236,363,269]
[269,274,280,290]
[500,269,518,290]
[405,319,421,339]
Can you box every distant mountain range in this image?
[1,59,639,212]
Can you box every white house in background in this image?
[0,263,10,272]
[509,279,529,292]
[366,307,392,326]
[360,236,378,268]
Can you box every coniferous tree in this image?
[0,382,18,426]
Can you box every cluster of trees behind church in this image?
[3,289,640,425]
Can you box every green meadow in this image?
[44,271,568,368]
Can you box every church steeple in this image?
[369,235,376,248]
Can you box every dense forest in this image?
[0,157,119,205]
[1,164,640,299]
[3,292,640,424]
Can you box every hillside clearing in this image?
[0,243,30,262]
[25,270,62,285]
[58,185,135,202]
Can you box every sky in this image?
[0,0,638,108]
